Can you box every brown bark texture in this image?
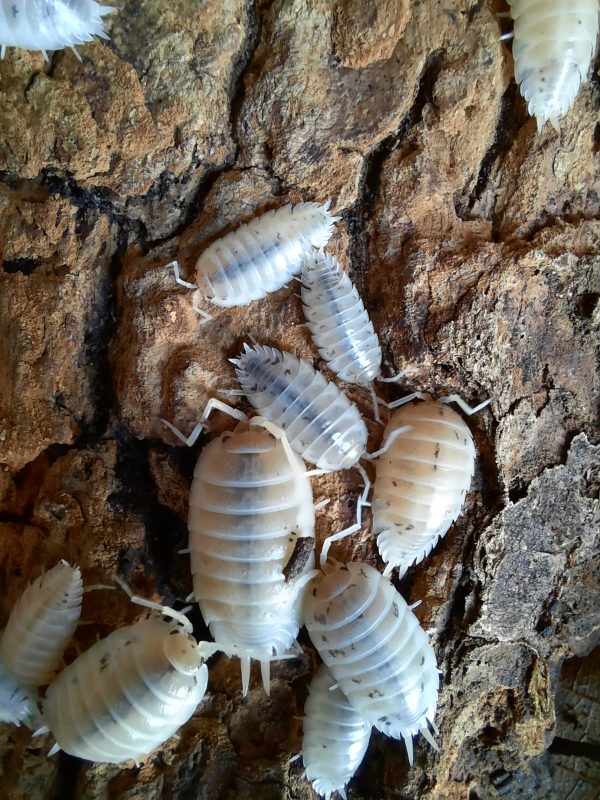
[0,1,599,799]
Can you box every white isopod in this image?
[41,608,209,763]
[172,202,340,322]
[0,633,39,727]
[304,561,439,765]
[299,662,371,800]
[372,392,489,577]
[2,560,83,688]
[163,400,317,696]
[507,0,600,130]
[0,1,115,61]
[231,343,369,472]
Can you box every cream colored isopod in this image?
[42,613,208,763]
[2,560,83,688]
[373,393,489,576]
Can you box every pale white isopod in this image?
[508,0,600,130]
[372,393,489,577]
[231,343,368,472]
[2,560,83,688]
[173,202,339,322]
[0,1,115,61]
[304,561,439,765]
[178,402,317,696]
[0,633,39,727]
[300,250,382,387]
[42,613,208,763]
[300,662,371,800]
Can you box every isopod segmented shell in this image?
[301,662,371,800]
[43,616,208,763]
[0,0,114,59]
[193,202,339,308]
[232,344,368,471]
[301,250,382,386]
[373,397,476,576]
[304,562,438,764]
[188,416,316,694]
[508,0,600,129]
[2,560,83,687]
[0,633,39,728]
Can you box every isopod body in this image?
[301,662,371,800]
[508,0,600,129]
[192,202,339,308]
[301,250,382,386]
[232,344,368,471]
[304,562,438,763]
[188,416,316,694]
[43,616,208,763]
[0,1,114,59]
[372,397,476,576]
[2,560,83,687]
[0,633,39,727]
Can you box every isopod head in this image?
[163,630,204,676]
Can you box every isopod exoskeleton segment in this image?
[42,615,208,763]
[0,1,114,60]
[373,394,478,576]
[2,560,83,687]
[508,0,600,130]
[304,561,439,764]
[300,662,371,800]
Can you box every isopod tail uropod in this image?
[372,391,490,577]
[0,1,115,61]
[2,560,83,688]
[506,0,600,130]
[162,399,318,696]
[0,633,40,728]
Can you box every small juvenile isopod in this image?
[299,662,371,800]
[2,560,83,688]
[173,202,340,322]
[41,608,208,763]
[231,343,368,472]
[0,1,115,61]
[0,633,39,727]
[304,561,439,764]
[507,0,600,130]
[163,400,317,695]
[372,393,489,576]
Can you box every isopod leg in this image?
[368,383,381,423]
[313,498,330,511]
[171,260,197,289]
[260,659,271,696]
[318,463,370,566]
[1,46,6,59]
[162,399,248,447]
[420,726,439,751]
[161,417,205,447]
[364,425,412,460]
[114,575,193,634]
[241,656,251,696]
[48,743,61,757]
[254,416,311,482]
[438,394,491,416]
[192,290,213,325]
[385,390,428,410]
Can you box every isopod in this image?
[304,561,439,764]
[163,400,317,696]
[0,633,39,727]
[507,0,600,129]
[231,343,368,472]
[0,1,115,61]
[173,202,339,322]
[41,606,208,763]
[2,560,83,687]
[372,392,489,576]
[300,662,371,800]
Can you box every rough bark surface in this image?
[0,2,598,799]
